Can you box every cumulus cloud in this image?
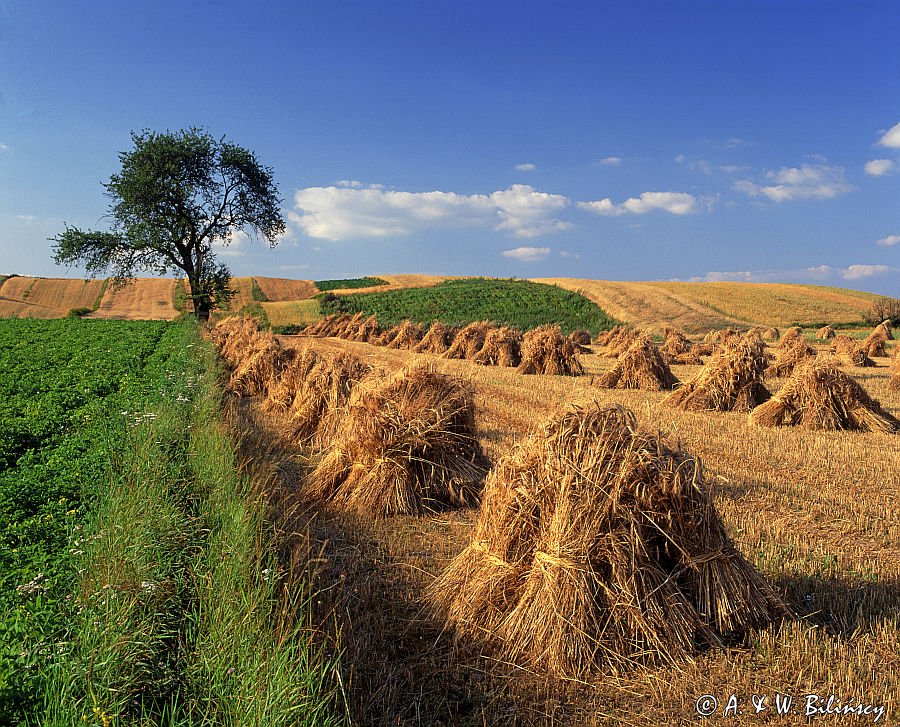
[842,264,893,280]
[864,159,895,176]
[514,163,536,172]
[502,246,550,262]
[734,164,853,202]
[290,183,571,240]
[688,264,897,284]
[597,156,623,166]
[877,234,900,247]
[877,122,900,148]
[577,191,699,216]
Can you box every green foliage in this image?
[319,277,618,334]
[0,318,170,719]
[51,127,284,318]
[271,323,303,334]
[91,279,108,310]
[172,278,188,312]
[65,307,92,318]
[314,277,388,291]
[250,277,269,302]
[0,319,344,725]
[240,301,271,329]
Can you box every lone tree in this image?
[52,127,285,319]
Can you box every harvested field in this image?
[534,278,878,332]
[225,276,257,311]
[254,276,318,301]
[245,331,900,725]
[322,273,450,296]
[91,278,179,320]
[261,299,321,326]
[0,276,105,313]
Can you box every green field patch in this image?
[319,277,618,334]
[315,276,388,291]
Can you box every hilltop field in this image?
[0,273,885,335]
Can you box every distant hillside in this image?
[0,274,884,330]
[534,278,879,333]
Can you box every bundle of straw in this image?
[444,321,492,359]
[384,320,425,350]
[816,325,836,340]
[766,337,817,378]
[429,402,787,677]
[596,335,679,390]
[660,328,703,365]
[888,349,900,392]
[288,353,372,449]
[861,322,893,358]
[601,326,640,358]
[665,336,771,412]
[761,327,780,341]
[830,335,875,367]
[332,312,364,339]
[413,321,455,354]
[349,314,382,343]
[778,326,804,348]
[306,365,487,516]
[228,333,295,397]
[473,326,523,367]
[516,325,584,376]
[751,360,900,432]
[263,346,322,413]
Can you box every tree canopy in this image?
[52,127,285,318]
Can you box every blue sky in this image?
[1,0,899,294]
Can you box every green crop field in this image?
[318,277,618,334]
[314,276,388,291]
[1,318,343,725]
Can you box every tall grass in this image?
[38,321,344,726]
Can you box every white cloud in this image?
[514,163,536,172]
[577,191,699,216]
[502,246,550,262]
[734,164,853,202]
[597,156,623,166]
[291,183,571,240]
[877,234,900,247]
[877,121,900,148]
[0,142,8,151]
[688,264,896,284]
[842,264,893,280]
[213,229,248,257]
[864,159,895,176]
[335,179,364,188]
[559,250,580,260]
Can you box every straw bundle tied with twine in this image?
[228,333,296,397]
[444,321,492,360]
[429,402,787,678]
[305,364,487,517]
[660,328,704,365]
[263,346,321,413]
[349,314,382,343]
[473,326,523,367]
[751,360,900,433]
[384,320,425,350]
[778,326,803,349]
[830,335,875,368]
[516,325,585,376]
[596,335,679,390]
[599,326,640,358]
[413,321,455,354]
[861,321,893,358]
[288,353,372,449]
[816,325,836,340]
[766,336,817,378]
[889,349,900,391]
[665,334,771,412]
